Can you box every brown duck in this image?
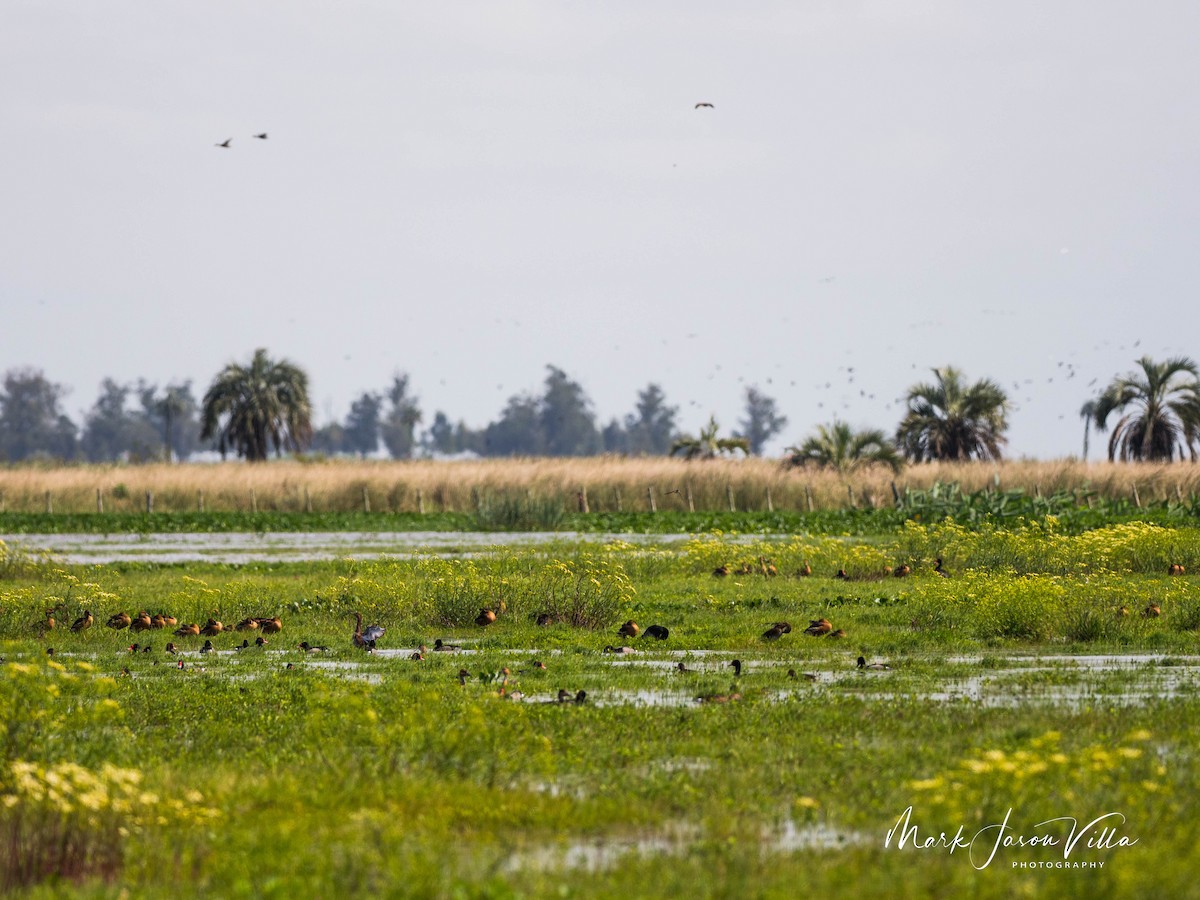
[174,623,200,637]
[199,619,225,637]
[475,608,497,627]
[70,611,94,633]
[617,620,641,638]
[106,612,132,630]
[804,618,832,637]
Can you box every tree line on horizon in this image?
[0,350,1197,468]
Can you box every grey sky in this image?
[4,2,1198,459]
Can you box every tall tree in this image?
[896,367,1009,462]
[200,348,313,461]
[0,368,78,461]
[380,374,422,459]
[785,421,902,474]
[1091,356,1200,462]
[343,392,383,457]
[625,383,678,455]
[540,366,600,456]
[139,381,201,463]
[737,386,788,456]
[1078,399,1097,461]
[81,379,159,461]
[484,394,544,456]
[670,416,749,460]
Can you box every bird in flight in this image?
[215,138,232,148]
[694,102,714,109]
[253,133,268,139]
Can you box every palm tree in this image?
[1091,356,1200,462]
[896,367,1009,462]
[670,416,749,460]
[1079,399,1097,461]
[784,421,902,474]
[200,348,313,461]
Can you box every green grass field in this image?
[1,520,1198,897]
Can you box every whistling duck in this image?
[759,556,778,577]
[1144,604,1161,618]
[199,640,215,654]
[255,636,268,647]
[762,624,789,640]
[827,629,846,639]
[804,619,832,637]
[893,564,911,578]
[44,612,56,631]
[788,669,819,681]
[351,612,386,649]
[200,619,224,637]
[520,660,547,673]
[235,618,259,632]
[457,668,471,685]
[713,564,730,577]
[676,661,691,673]
[165,642,178,654]
[174,623,200,637]
[535,613,554,626]
[617,620,641,638]
[298,642,329,652]
[475,608,497,627]
[857,656,890,671]
[257,617,282,635]
[131,612,153,632]
[643,624,670,640]
[1168,563,1186,576]
[150,614,167,629]
[433,639,461,652]
[107,612,131,630]
[934,558,950,577]
[698,686,742,703]
[603,645,636,654]
[736,562,753,575]
[835,569,849,580]
[729,659,742,677]
[159,614,177,627]
[798,560,812,577]
[70,611,94,633]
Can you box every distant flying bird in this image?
[216,138,232,148]
[694,102,714,108]
[252,133,268,139]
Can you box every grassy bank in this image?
[1,458,1200,516]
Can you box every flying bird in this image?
[252,133,268,139]
[694,102,714,109]
[215,138,232,148]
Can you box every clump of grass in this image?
[473,493,565,530]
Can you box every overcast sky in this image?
[3,2,1198,459]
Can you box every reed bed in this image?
[0,457,1197,515]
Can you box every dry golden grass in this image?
[0,457,1198,514]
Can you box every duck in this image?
[759,556,778,577]
[475,608,497,627]
[174,623,200,637]
[729,659,743,677]
[351,612,385,649]
[106,612,132,630]
[797,560,812,577]
[159,614,178,627]
[827,629,847,639]
[617,620,641,638]
[70,610,94,633]
[1143,603,1162,618]
[640,625,668,641]
[44,611,56,631]
[934,558,950,578]
[199,640,215,654]
[234,639,251,652]
[130,612,153,632]
[555,689,588,704]
[676,661,691,673]
[151,614,168,629]
[410,646,426,660]
[255,636,269,647]
[127,643,141,653]
[713,564,730,577]
[199,619,224,637]
[298,642,329,652]
[235,618,259,632]
[804,619,832,637]
[762,623,790,640]
[257,617,283,635]
[698,686,742,704]
[602,645,636,654]
[788,669,818,681]
[457,668,471,685]
[165,642,178,654]
[520,660,547,673]
[1168,563,1186,576]
[835,568,849,580]
[893,564,912,578]
[1116,605,1130,617]
[433,639,461,652]
[857,656,890,671]
[535,612,555,627]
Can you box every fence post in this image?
[578,487,589,513]
[45,491,52,514]
[304,486,312,513]
[804,484,813,512]
[647,485,657,513]
[614,487,623,512]
[1132,483,1142,508]
[96,488,104,514]
[891,481,901,507]
[361,485,371,513]
[726,483,736,512]
[198,490,205,512]
[416,488,425,514]
[685,482,695,513]
[765,486,773,512]
[847,485,855,508]
[146,491,154,514]
[472,487,481,512]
